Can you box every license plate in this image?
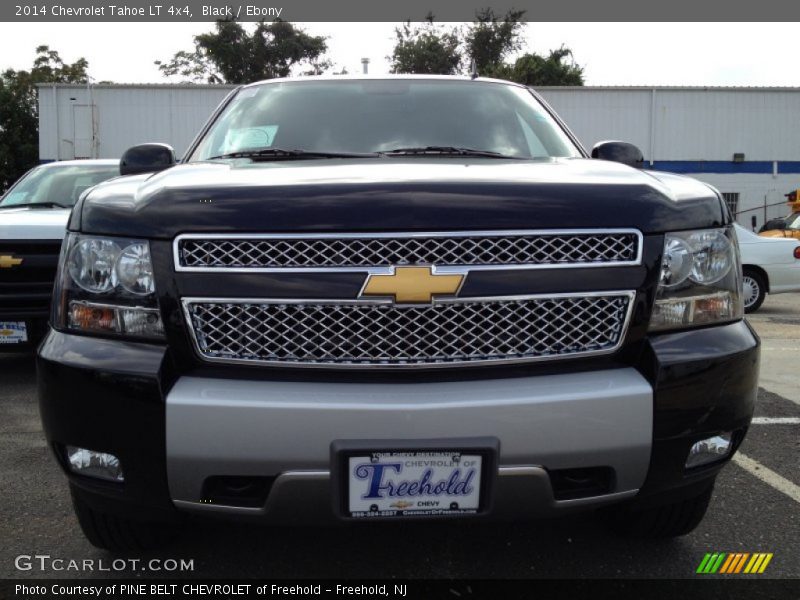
[0,321,27,344]
[346,450,484,518]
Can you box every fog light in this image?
[66,446,124,482]
[686,433,733,469]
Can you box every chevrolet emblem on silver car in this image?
[0,254,23,268]
[36,75,758,551]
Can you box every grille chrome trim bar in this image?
[173,229,644,273]
[181,291,636,370]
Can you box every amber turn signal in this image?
[68,303,117,332]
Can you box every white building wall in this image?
[651,89,800,161]
[38,84,237,161]
[537,87,800,161]
[538,89,654,158]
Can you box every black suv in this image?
[37,76,758,551]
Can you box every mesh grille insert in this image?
[185,294,632,367]
[178,232,639,269]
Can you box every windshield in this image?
[0,164,119,208]
[786,213,800,229]
[189,79,582,161]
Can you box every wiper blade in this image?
[0,201,70,209]
[379,146,521,159]
[207,148,379,161]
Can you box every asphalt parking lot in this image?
[1,296,798,580]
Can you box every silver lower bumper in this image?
[166,368,653,521]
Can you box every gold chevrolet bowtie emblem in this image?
[361,266,465,304]
[0,255,23,268]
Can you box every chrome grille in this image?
[183,293,634,368]
[176,231,641,270]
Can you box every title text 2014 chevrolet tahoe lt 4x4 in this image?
[37,76,759,551]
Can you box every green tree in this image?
[390,12,584,87]
[0,46,89,191]
[0,81,38,193]
[156,19,329,84]
[464,9,526,76]
[510,47,584,86]
[389,15,463,75]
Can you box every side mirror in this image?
[751,215,758,231]
[120,143,176,176]
[591,141,644,169]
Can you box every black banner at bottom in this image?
[2,579,798,600]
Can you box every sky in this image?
[0,22,797,87]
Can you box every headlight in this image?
[67,238,120,293]
[53,233,165,340]
[649,227,743,332]
[115,242,156,295]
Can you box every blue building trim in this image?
[649,161,800,174]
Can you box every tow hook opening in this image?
[200,476,275,508]
[548,467,616,501]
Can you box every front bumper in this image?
[37,319,759,523]
[166,368,652,520]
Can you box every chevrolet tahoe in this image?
[36,76,759,551]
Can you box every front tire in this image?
[742,268,767,313]
[71,489,182,552]
[607,485,713,539]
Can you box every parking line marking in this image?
[732,452,800,504]
[750,417,800,425]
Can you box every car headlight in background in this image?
[53,233,165,339]
[649,227,743,332]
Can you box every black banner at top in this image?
[2,0,800,22]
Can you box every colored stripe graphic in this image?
[758,554,773,573]
[698,552,773,574]
[745,554,761,573]
[710,553,727,573]
[719,554,736,574]
[734,553,750,573]
[745,553,774,574]
[699,553,727,573]
[696,554,713,573]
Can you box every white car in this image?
[0,159,120,348]
[735,223,800,312]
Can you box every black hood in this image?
[71,157,727,238]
